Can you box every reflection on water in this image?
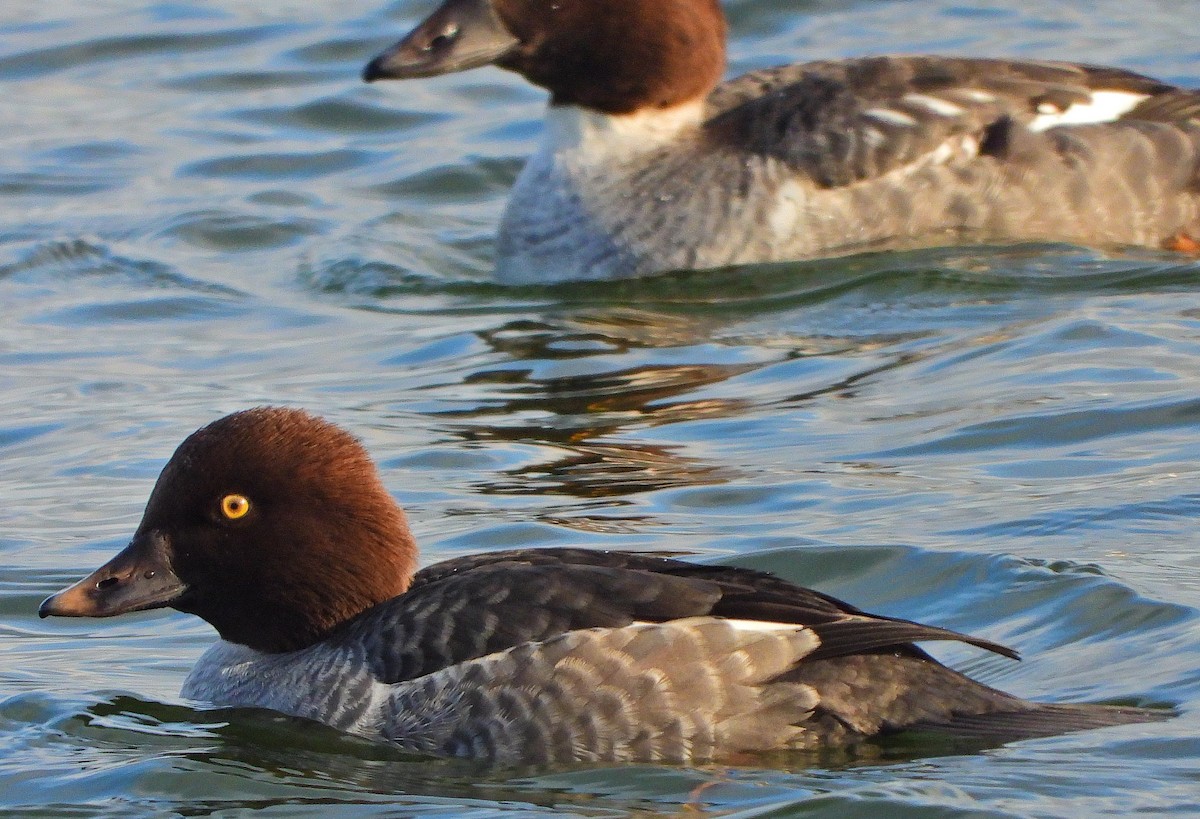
[442,312,937,500]
[474,439,733,499]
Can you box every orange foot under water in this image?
[1164,231,1200,254]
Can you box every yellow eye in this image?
[220,494,251,520]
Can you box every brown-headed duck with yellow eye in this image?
[41,407,1167,764]
[362,0,1200,283]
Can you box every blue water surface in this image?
[2,0,1200,815]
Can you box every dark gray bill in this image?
[39,530,185,618]
[363,0,519,82]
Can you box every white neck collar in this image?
[540,100,707,156]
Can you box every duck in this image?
[361,0,1200,283]
[40,407,1165,764]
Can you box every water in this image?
[2,0,1200,814]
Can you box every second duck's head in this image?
[363,0,728,115]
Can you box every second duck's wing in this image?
[704,55,1182,188]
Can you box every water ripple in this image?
[3,0,1200,814]
[0,26,291,80]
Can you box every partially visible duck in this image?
[40,408,1164,764]
[362,0,1200,283]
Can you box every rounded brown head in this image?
[364,0,728,115]
[40,408,417,653]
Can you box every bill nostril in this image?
[96,576,120,591]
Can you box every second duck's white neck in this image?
[540,101,707,158]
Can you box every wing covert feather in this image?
[335,548,1017,684]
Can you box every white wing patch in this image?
[948,88,999,104]
[631,618,812,634]
[1028,90,1150,131]
[902,93,966,118]
[864,108,919,127]
[722,618,815,633]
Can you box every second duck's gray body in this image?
[497,57,1200,282]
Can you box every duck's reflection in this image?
[82,693,1035,815]
[437,312,761,499]
[430,308,917,502]
[474,438,734,499]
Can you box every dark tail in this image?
[913,701,1171,740]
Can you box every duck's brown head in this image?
[40,408,417,653]
[363,0,727,115]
